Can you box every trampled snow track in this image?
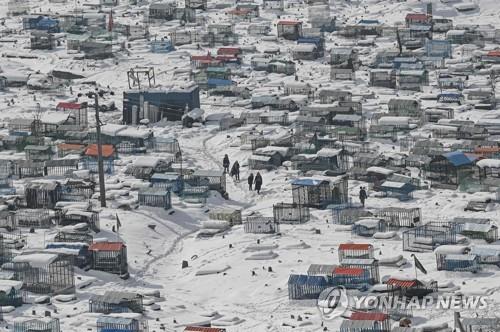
[131,209,199,279]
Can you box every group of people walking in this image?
[223,154,263,194]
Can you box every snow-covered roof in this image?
[476,159,500,168]
[293,43,316,52]
[366,166,394,175]
[316,148,342,158]
[355,218,381,229]
[100,124,127,136]
[41,112,70,125]
[133,156,163,168]
[0,280,22,294]
[12,253,59,268]
[434,245,469,255]
[378,116,410,126]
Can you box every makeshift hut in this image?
[13,318,60,332]
[340,258,380,284]
[96,315,148,332]
[386,278,438,298]
[340,312,390,332]
[426,151,477,188]
[186,170,226,197]
[24,181,61,209]
[273,203,310,224]
[352,218,386,237]
[375,207,421,230]
[288,274,331,300]
[150,172,183,193]
[45,242,91,268]
[138,187,172,210]
[331,266,372,289]
[244,217,279,234]
[331,204,371,225]
[208,208,242,226]
[14,209,53,228]
[338,243,374,261]
[0,280,24,307]
[12,253,74,294]
[403,222,458,251]
[30,31,56,50]
[89,242,128,277]
[277,20,302,40]
[460,223,498,243]
[90,291,144,313]
[291,176,348,209]
[56,209,100,232]
[82,144,115,174]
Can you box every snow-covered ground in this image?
[0,0,500,331]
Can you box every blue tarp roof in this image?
[358,19,381,25]
[443,151,477,166]
[297,37,322,45]
[291,178,326,186]
[207,78,233,86]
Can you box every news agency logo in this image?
[317,286,349,320]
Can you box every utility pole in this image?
[88,91,107,208]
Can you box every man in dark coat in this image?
[359,187,368,207]
[223,154,230,173]
[254,172,263,194]
[230,161,240,181]
[248,173,254,191]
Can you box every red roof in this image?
[487,50,500,57]
[278,20,302,26]
[227,8,252,15]
[386,278,418,288]
[89,242,125,252]
[217,47,241,56]
[85,144,115,158]
[474,146,500,154]
[333,266,365,277]
[339,243,373,251]
[350,312,389,321]
[191,55,213,61]
[406,13,429,21]
[184,327,226,332]
[57,102,82,110]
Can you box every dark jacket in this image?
[248,174,254,184]
[254,174,263,189]
[359,189,367,200]
[223,155,230,168]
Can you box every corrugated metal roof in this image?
[89,242,125,252]
[85,144,115,158]
[350,311,388,321]
[386,278,418,288]
[333,266,364,276]
[339,243,372,251]
[56,102,82,110]
[442,151,476,167]
[184,326,226,332]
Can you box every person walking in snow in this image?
[247,173,254,191]
[230,161,240,181]
[359,187,368,207]
[254,172,263,194]
[223,154,230,174]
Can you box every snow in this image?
[11,253,58,268]
[1,0,500,329]
[477,159,500,168]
